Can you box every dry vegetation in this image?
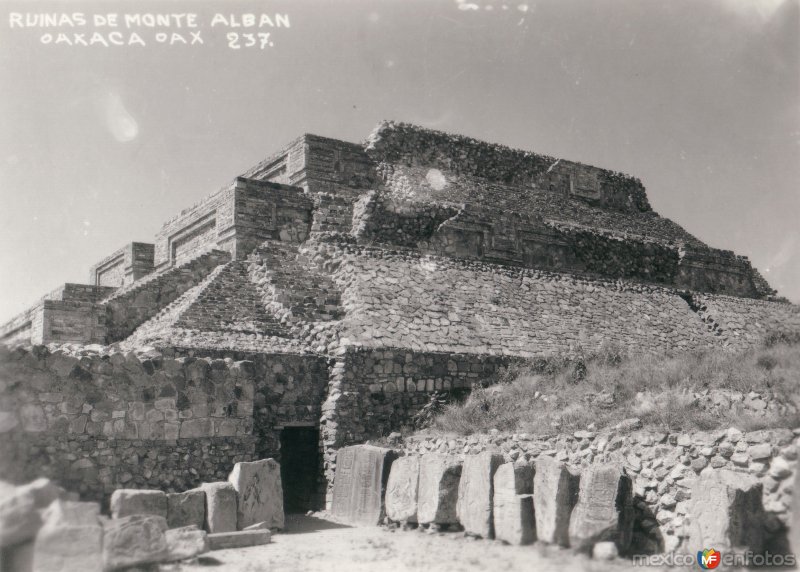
[425,333,800,437]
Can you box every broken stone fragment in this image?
[228,458,284,530]
[198,482,237,533]
[568,464,634,553]
[533,456,580,547]
[207,529,271,550]
[0,487,42,548]
[417,454,462,526]
[102,514,169,571]
[110,489,167,519]
[492,461,535,545]
[164,525,209,561]
[167,489,205,529]
[688,468,765,553]
[385,455,420,523]
[456,451,504,539]
[32,499,103,572]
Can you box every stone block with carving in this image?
[331,445,398,526]
[533,456,580,546]
[110,489,167,519]
[228,458,284,530]
[493,461,535,545]
[688,468,765,553]
[456,451,504,538]
[164,525,209,561]
[417,454,463,526]
[568,464,634,553]
[385,455,420,523]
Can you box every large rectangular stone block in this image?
[533,456,580,547]
[385,456,420,523]
[207,529,271,550]
[198,482,237,533]
[331,445,398,526]
[568,464,634,553]
[164,525,209,561]
[110,489,167,519]
[456,451,504,538]
[493,462,535,545]
[689,469,765,553]
[102,515,169,570]
[228,459,284,530]
[417,454,463,526]
[167,490,206,529]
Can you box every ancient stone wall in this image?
[365,121,651,213]
[89,242,155,287]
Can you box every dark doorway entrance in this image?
[280,426,322,513]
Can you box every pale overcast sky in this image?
[0,0,798,323]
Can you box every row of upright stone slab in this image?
[334,445,773,559]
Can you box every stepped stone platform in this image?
[0,121,797,510]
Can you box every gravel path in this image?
[171,514,636,572]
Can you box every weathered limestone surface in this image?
[0,487,41,548]
[385,455,420,523]
[228,458,285,530]
[110,489,168,519]
[688,469,765,553]
[456,451,504,538]
[331,445,397,526]
[207,529,271,550]
[792,467,800,555]
[198,482,237,533]
[102,514,169,570]
[493,462,535,545]
[568,464,633,552]
[31,499,102,572]
[417,454,462,525]
[167,490,206,529]
[164,525,209,561]
[533,456,580,547]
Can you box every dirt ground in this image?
[170,514,639,572]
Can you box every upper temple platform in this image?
[0,121,789,349]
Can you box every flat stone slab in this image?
[198,482,237,533]
[167,490,205,529]
[32,500,103,572]
[533,456,580,547]
[207,529,271,550]
[456,451,504,539]
[385,456,420,523]
[102,514,169,570]
[417,454,462,525]
[228,459,284,530]
[493,462,535,545]
[568,464,634,553]
[331,445,398,526]
[689,469,765,552]
[110,489,167,519]
[165,525,209,561]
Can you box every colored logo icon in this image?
[697,548,722,569]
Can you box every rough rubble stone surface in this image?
[456,451,504,539]
[533,456,580,547]
[331,445,398,526]
[688,469,765,552]
[32,499,103,572]
[492,462,535,545]
[385,455,420,523]
[110,489,168,519]
[417,454,463,525]
[198,482,237,534]
[102,514,169,570]
[167,489,206,529]
[164,525,209,561]
[568,463,634,552]
[228,458,285,530]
